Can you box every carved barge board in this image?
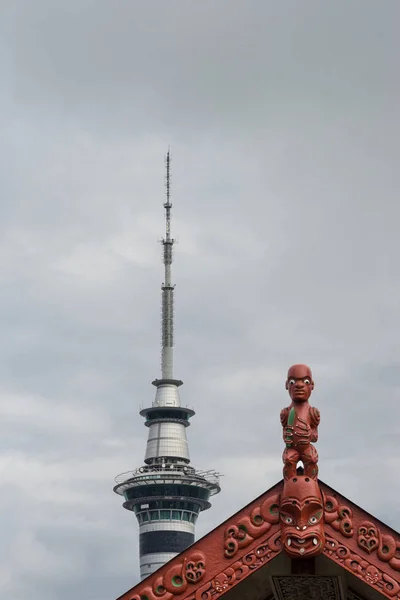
[115,479,400,600]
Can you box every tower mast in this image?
[114,152,221,580]
[161,150,174,379]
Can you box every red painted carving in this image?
[126,551,206,600]
[358,521,380,554]
[379,535,400,571]
[279,365,324,559]
[186,531,282,600]
[224,494,280,557]
[115,472,400,600]
[117,483,283,600]
[280,364,320,481]
[324,495,354,537]
[357,521,400,571]
[280,475,325,558]
[324,535,400,599]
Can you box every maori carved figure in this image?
[279,364,324,559]
[280,364,320,480]
[280,475,325,558]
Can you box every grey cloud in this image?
[2,2,399,132]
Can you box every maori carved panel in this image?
[186,531,282,600]
[127,552,207,600]
[322,491,400,574]
[224,494,280,557]
[271,576,343,600]
[324,535,400,600]
[357,521,400,571]
[324,495,354,537]
[119,507,282,600]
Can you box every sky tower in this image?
[114,152,221,580]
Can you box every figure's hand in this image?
[294,417,312,446]
[284,425,294,448]
[310,406,320,426]
[309,407,320,443]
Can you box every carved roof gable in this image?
[115,479,400,600]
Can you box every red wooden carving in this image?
[224,493,280,557]
[280,364,320,481]
[279,364,324,559]
[116,484,282,600]
[322,484,400,599]
[357,521,400,571]
[358,521,380,554]
[116,480,400,600]
[280,475,325,557]
[324,535,400,600]
[186,532,282,600]
[324,494,354,537]
[114,362,400,600]
[126,551,206,600]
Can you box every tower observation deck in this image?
[114,152,221,580]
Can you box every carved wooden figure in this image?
[280,364,320,481]
[279,364,324,559]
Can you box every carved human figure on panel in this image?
[280,364,320,480]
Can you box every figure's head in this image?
[280,475,325,558]
[286,364,314,402]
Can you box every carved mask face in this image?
[280,476,325,557]
[358,521,379,554]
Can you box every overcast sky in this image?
[1,1,400,599]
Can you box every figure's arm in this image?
[309,406,320,443]
[280,407,290,443]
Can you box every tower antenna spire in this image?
[161,149,174,379]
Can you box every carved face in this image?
[286,364,314,402]
[358,521,379,554]
[280,476,325,558]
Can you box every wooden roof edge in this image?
[115,478,400,600]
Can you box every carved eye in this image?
[304,378,311,385]
[309,516,318,524]
[284,516,293,524]
[289,379,295,385]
